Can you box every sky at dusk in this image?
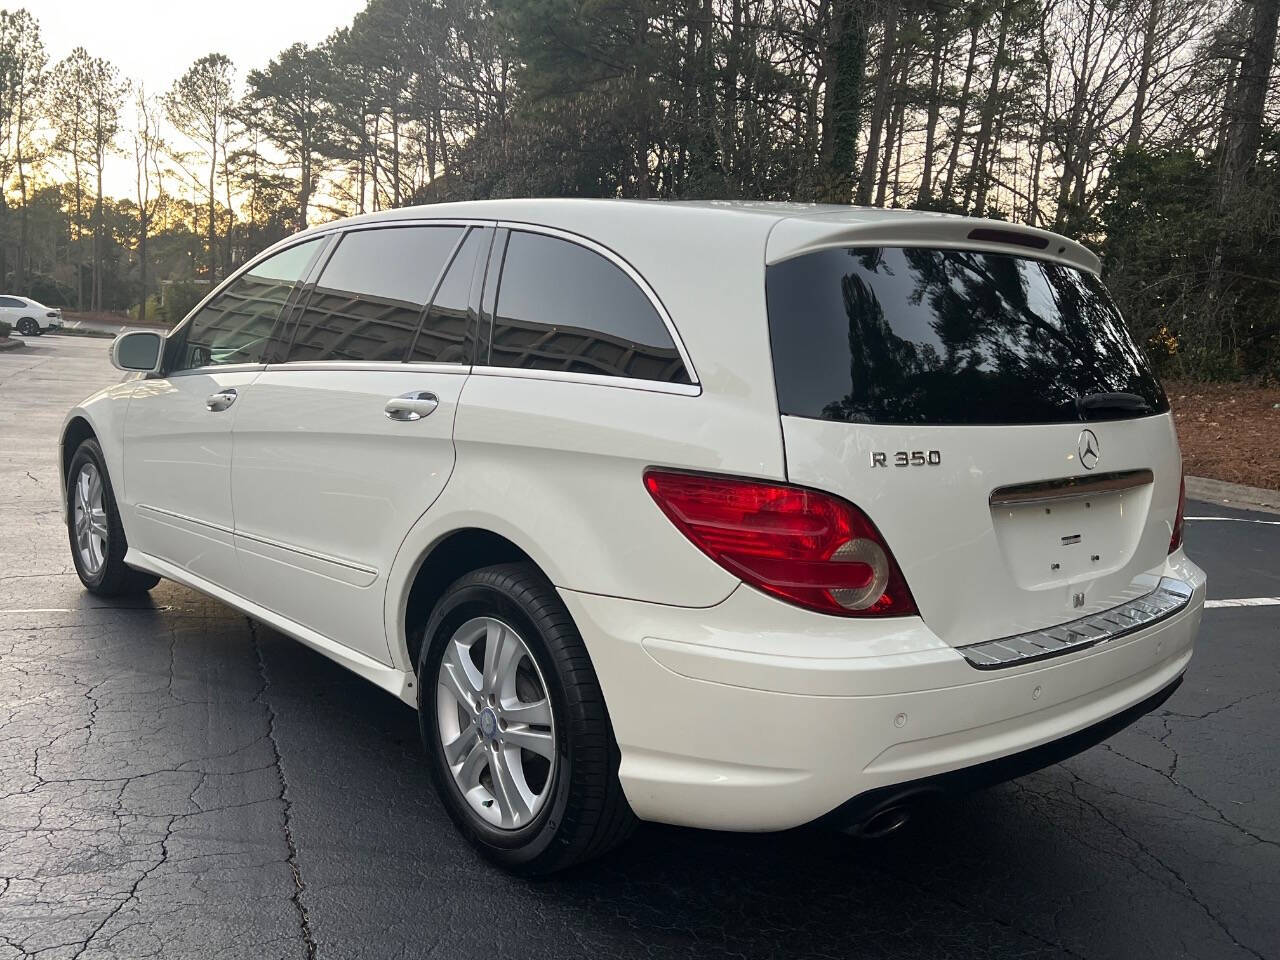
[28,0,367,198]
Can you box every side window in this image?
[286,225,463,363]
[172,238,322,372]
[490,231,691,383]
[0,296,25,307]
[408,227,489,363]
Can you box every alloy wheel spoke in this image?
[489,745,533,827]
[482,621,522,696]
[503,725,554,760]
[443,721,479,765]
[501,696,551,726]
[455,737,488,790]
[89,509,109,540]
[439,644,481,712]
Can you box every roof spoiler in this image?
[765,212,1100,275]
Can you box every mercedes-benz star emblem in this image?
[1078,429,1100,470]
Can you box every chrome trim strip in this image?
[496,219,700,385]
[957,578,1194,670]
[263,360,470,375]
[167,363,266,379]
[233,529,379,577]
[990,468,1154,507]
[136,503,234,536]
[470,365,702,396]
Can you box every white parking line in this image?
[1187,516,1280,525]
[1204,597,1280,608]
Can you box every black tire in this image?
[66,438,161,597]
[17,317,38,336]
[418,562,636,875]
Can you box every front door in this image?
[121,237,326,591]
[229,223,490,664]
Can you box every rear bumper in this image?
[822,671,1183,831]
[560,554,1205,832]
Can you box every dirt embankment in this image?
[1166,380,1280,492]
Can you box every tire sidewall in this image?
[18,318,37,336]
[419,577,575,868]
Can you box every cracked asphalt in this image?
[2,334,1278,960]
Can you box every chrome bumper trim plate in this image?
[958,578,1194,670]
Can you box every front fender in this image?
[60,381,139,526]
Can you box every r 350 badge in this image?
[871,450,942,467]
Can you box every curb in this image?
[1187,475,1280,516]
[0,337,26,352]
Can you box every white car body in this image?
[61,199,1204,836]
[1,295,63,335]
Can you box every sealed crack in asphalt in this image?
[249,618,319,960]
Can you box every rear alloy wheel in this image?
[17,317,38,336]
[419,563,635,874]
[66,439,161,597]
[436,616,557,830]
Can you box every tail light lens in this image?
[1169,470,1186,553]
[643,469,917,617]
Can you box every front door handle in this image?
[206,388,238,412]
[385,391,439,422]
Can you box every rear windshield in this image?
[766,246,1168,425]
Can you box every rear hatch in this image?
[766,237,1182,647]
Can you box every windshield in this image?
[766,246,1168,425]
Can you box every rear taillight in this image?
[643,469,917,617]
[1169,470,1186,553]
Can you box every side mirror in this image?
[109,330,164,374]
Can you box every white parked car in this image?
[61,200,1205,874]
[1,295,63,335]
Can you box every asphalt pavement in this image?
[2,333,1277,960]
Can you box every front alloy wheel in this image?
[72,462,109,576]
[65,438,160,597]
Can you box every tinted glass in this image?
[408,227,487,363]
[0,296,26,307]
[767,247,1168,425]
[490,231,690,383]
[173,238,322,371]
[286,226,463,363]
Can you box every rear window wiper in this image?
[1076,392,1154,420]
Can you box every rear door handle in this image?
[206,388,238,412]
[384,391,439,421]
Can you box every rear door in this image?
[229,222,491,664]
[766,243,1181,647]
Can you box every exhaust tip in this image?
[854,804,913,840]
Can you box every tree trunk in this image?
[1219,0,1280,205]
[856,5,899,205]
[962,0,1012,213]
[875,45,911,206]
[1126,0,1160,151]
[819,0,868,203]
[207,140,217,284]
[917,17,946,206]
[940,19,981,203]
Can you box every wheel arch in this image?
[60,415,99,517]
[398,527,542,672]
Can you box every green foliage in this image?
[0,319,11,339]
[1099,145,1280,379]
[158,282,210,326]
[22,274,72,307]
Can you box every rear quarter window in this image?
[766,246,1168,425]
[489,230,691,384]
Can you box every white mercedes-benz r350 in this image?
[62,199,1204,874]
